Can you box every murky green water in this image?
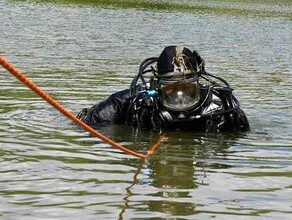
[1,0,292,219]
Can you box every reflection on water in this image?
[1,0,292,219]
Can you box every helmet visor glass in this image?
[160,82,200,111]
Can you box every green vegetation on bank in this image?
[20,0,292,18]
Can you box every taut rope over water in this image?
[0,56,164,159]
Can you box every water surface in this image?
[0,0,292,219]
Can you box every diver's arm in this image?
[211,87,250,132]
[237,108,250,132]
[77,89,130,126]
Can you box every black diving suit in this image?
[77,84,250,133]
[77,46,250,133]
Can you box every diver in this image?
[77,46,250,133]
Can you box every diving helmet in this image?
[157,46,205,111]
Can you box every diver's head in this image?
[156,46,205,112]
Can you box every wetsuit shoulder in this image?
[78,89,130,126]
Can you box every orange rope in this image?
[0,56,165,159]
[147,133,165,157]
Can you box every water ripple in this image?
[1,0,292,219]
